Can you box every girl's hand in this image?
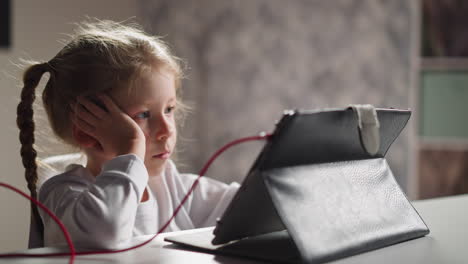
[71,94,146,161]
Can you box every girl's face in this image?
[111,67,178,177]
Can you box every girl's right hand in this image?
[71,94,146,161]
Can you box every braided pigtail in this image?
[17,62,49,248]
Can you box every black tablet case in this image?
[166,107,429,264]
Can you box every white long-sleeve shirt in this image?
[37,154,239,249]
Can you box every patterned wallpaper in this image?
[138,0,417,192]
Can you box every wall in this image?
[0,0,139,251]
[139,0,419,195]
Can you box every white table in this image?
[1,194,467,264]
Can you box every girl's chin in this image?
[144,160,167,177]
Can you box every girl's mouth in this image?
[153,151,170,159]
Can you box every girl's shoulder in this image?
[39,165,91,189]
[37,164,94,205]
[37,153,87,188]
[37,153,91,194]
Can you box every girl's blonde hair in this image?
[17,20,184,239]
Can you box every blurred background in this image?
[0,0,466,252]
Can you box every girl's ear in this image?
[72,125,98,149]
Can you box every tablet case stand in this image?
[167,106,430,264]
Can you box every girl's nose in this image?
[155,116,174,141]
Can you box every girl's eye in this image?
[135,111,150,119]
[165,106,175,114]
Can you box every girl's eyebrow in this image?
[126,97,177,111]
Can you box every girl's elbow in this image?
[81,224,132,250]
[69,216,133,249]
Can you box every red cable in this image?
[0,183,76,258]
[0,133,272,261]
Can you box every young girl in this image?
[17,20,239,249]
